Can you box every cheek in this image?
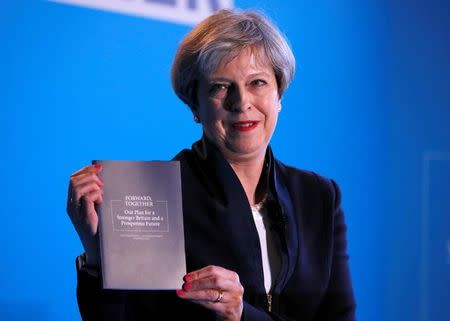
[264,106,280,133]
[267,111,278,129]
[204,107,227,125]
[258,89,280,109]
[198,98,222,118]
[199,106,227,133]
[262,99,280,120]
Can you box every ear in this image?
[191,109,201,123]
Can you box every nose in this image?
[225,85,251,112]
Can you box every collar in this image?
[191,136,274,206]
[187,136,298,293]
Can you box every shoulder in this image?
[172,148,191,161]
[273,158,342,208]
[172,148,198,171]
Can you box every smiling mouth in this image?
[232,121,259,132]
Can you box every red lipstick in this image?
[232,121,259,132]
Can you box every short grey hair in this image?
[171,8,296,109]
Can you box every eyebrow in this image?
[207,77,230,83]
[208,72,272,82]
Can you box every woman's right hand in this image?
[66,164,104,266]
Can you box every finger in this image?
[72,190,102,235]
[176,288,225,303]
[184,265,238,283]
[83,190,103,219]
[67,182,103,215]
[69,171,103,207]
[71,164,102,178]
[72,181,103,204]
[83,189,104,206]
[71,171,103,189]
[183,275,237,293]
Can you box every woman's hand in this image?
[66,164,104,266]
[176,265,244,321]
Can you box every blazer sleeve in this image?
[76,256,130,321]
[312,179,356,321]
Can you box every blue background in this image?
[1,1,449,320]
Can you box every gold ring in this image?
[214,289,223,303]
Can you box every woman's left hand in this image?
[176,265,244,321]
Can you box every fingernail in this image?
[183,274,192,282]
[176,289,185,296]
[94,164,102,171]
[182,282,191,291]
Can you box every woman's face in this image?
[196,47,281,162]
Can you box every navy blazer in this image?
[76,137,356,321]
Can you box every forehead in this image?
[210,46,272,77]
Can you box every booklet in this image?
[93,160,186,290]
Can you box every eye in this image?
[251,79,267,87]
[209,83,229,97]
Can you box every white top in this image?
[251,201,281,294]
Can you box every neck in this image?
[227,152,267,206]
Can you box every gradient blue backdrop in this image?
[1,1,449,320]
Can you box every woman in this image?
[67,8,356,321]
